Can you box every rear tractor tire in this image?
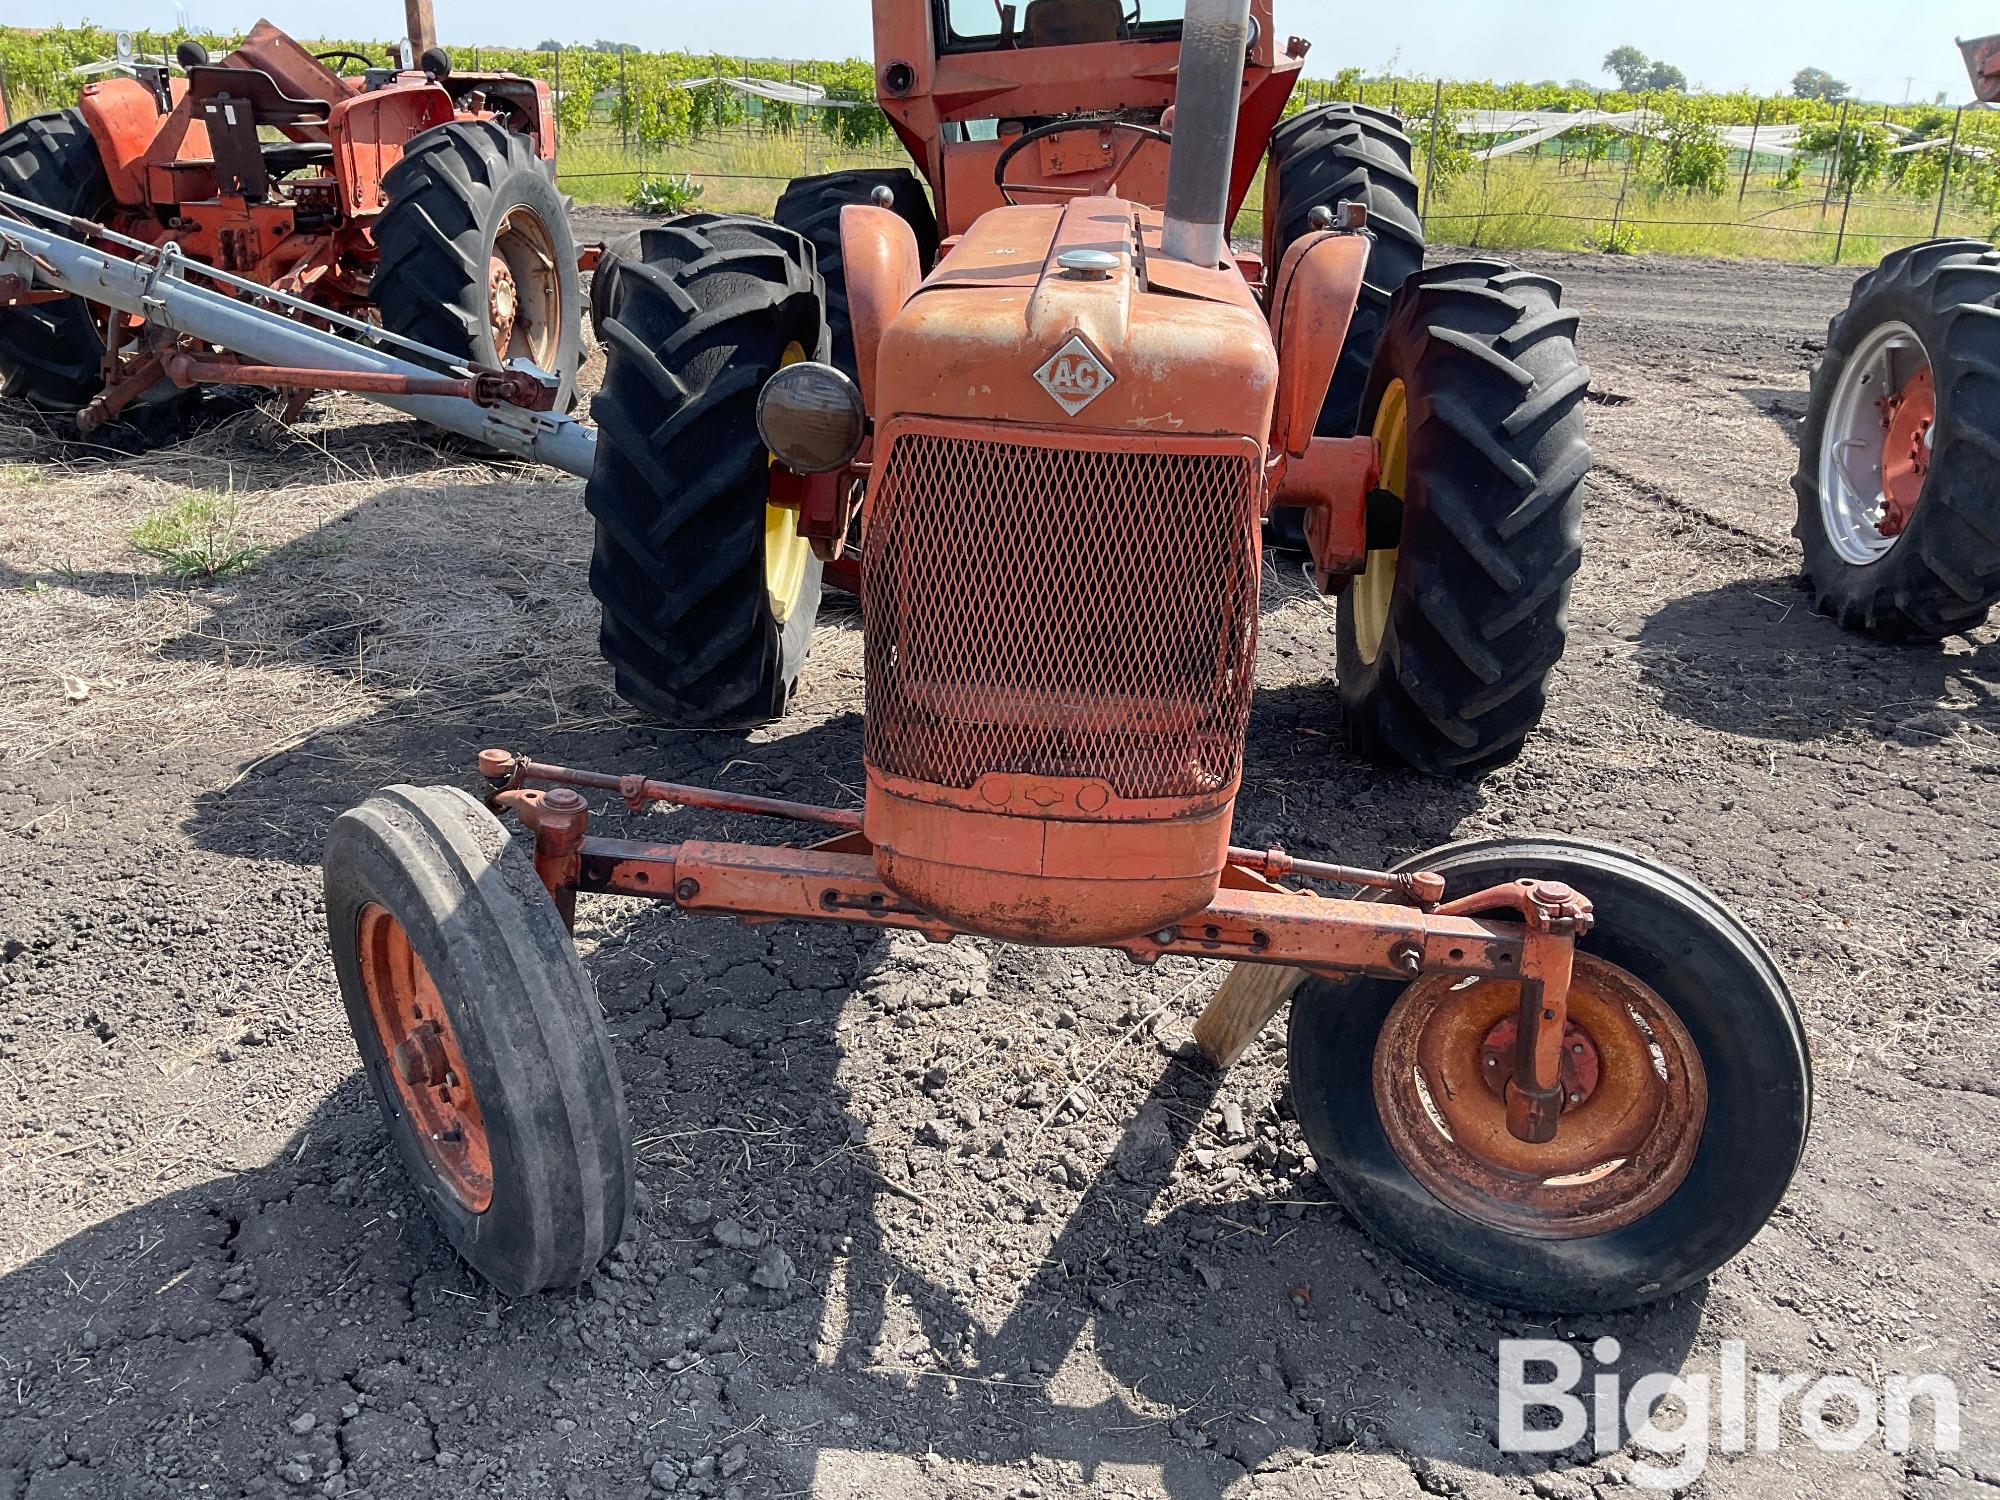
[375,121,583,407]
[774,167,939,378]
[586,213,829,726]
[324,785,632,1297]
[0,109,205,439]
[1288,838,1811,1312]
[1264,102,1427,550]
[1335,262,1594,776]
[1793,238,2000,640]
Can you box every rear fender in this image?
[839,202,923,414]
[328,84,457,216]
[77,76,174,206]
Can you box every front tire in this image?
[0,111,111,410]
[586,214,828,726]
[375,121,583,407]
[324,785,631,1297]
[1336,263,1593,776]
[1793,238,2000,641]
[1288,838,1810,1312]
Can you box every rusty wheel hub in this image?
[1877,365,1935,538]
[487,255,520,359]
[1374,954,1707,1239]
[355,903,493,1212]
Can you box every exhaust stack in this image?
[1160,0,1253,267]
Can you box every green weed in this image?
[127,491,263,581]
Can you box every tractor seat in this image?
[185,64,333,126]
[1022,0,1126,46]
[261,141,335,175]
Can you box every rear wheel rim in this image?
[355,903,494,1212]
[1819,320,1934,565]
[1351,378,1407,664]
[1371,953,1708,1239]
[764,341,816,623]
[491,205,563,372]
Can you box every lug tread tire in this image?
[375,120,583,405]
[1287,837,1811,1313]
[1270,103,1426,438]
[0,110,113,410]
[773,167,939,377]
[586,213,828,725]
[324,784,631,1298]
[1793,237,2000,640]
[1337,263,1593,776]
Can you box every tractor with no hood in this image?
[0,2,582,436]
[324,0,1811,1317]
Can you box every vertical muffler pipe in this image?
[1160,0,1253,266]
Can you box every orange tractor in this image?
[325,0,1810,1312]
[1793,32,2000,640]
[0,12,581,434]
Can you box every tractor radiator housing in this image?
[861,417,1264,943]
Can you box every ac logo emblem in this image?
[1034,335,1116,416]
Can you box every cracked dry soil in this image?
[1,241,1997,1500]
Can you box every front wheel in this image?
[1287,838,1810,1313]
[1336,262,1594,776]
[324,784,631,1297]
[1793,239,2000,641]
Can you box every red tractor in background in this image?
[0,9,582,434]
[1793,32,2000,641]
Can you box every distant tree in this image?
[533,39,560,51]
[1603,45,1649,89]
[1791,67,1850,101]
[1644,61,1688,91]
[591,39,639,54]
[1565,77,1597,92]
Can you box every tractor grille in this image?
[862,422,1262,801]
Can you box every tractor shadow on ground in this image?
[0,946,1705,1499]
[1635,576,2000,744]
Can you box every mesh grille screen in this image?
[862,426,1261,800]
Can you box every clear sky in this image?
[10,0,1994,102]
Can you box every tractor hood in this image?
[871,196,1277,441]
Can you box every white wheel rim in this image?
[1817,320,1932,567]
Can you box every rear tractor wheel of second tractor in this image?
[1793,238,2000,641]
[586,214,829,726]
[375,120,584,408]
[1336,262,1594,776]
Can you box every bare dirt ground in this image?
[1,238,1997,1500]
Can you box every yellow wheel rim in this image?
[764,342,815,625]
[1350,378,1408,666]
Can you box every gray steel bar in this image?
[0,195,597,477]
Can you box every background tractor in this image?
[1792,32,2000,641]
[325,0,1810,1318]
[0,5,581,435]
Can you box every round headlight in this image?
[756,360,866,474]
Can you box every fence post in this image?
[0,66,12,131]
[619,50,630,153]
[1738,97,1763,204]
[1935,106,1965,237]
[552,45,562,155]
[1820,98,1849,218]
[1391,80,1400,115]
[1834,176,1855,263]
[1610,101,1639,248]
[1420,78,1444,230]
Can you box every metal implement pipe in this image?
[0,197,597,477]
[1159,0,1252,267]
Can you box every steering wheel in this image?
[994,117,1172,206]
[314,49,379,70]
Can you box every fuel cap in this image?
[1057,249,1119,280]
